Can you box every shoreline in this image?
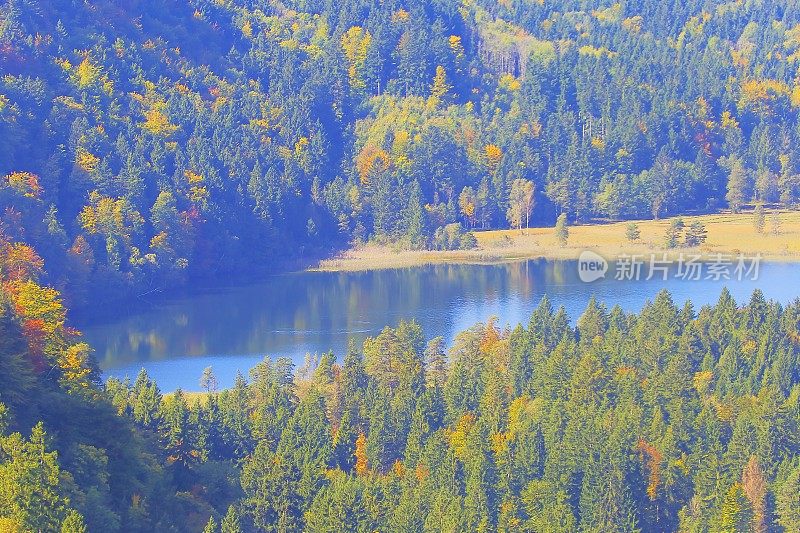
[312,211,800,272]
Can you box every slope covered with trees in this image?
[3,237,800,530]
[3,0,800,306]
[4,1,800,528]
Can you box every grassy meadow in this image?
[316,210,800,271]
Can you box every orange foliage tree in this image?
[636,439,663,501]
[0,242,44,281]
[354,432,368,476]
[3,172,43,198]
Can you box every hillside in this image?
[3,1,800,530]
[3,0,800,307]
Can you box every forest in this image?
[3,0,800,306]
[2,236,800,531]
[3,0,800,530]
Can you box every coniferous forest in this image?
[3,0,800,531]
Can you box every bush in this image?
[431,223,477,251]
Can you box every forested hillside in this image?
[2,242,800,530]
[3,0,800,305]
[3,1,800,530]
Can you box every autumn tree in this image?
[429,65,452,105]
[341,27,372,92]
[506,178,534,232]
[458,186,477,228]
[354,432,368,476]
[741,456,767,533]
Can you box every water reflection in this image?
[83,259,800,391]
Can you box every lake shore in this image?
[313,211,800,272]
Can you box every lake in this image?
[83,258,800,391]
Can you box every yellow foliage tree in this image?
[449,35,465,61]
[73,57,100,89]
[75,149,100,173]
[792,85,800,108]
[242,19,253,38]
[189,186,209,205]
[636,439,663,501]
[739,78,790,115]
[499,73,521,92]
[341,27,372,91]
[0,243,45,281]
[354,432,368,476]
[5,280,66,334]
[485,144,502,175]
[430,65,452,104]
[60,343,94,389]
[391,459,405,477]
[448,412,476,459]
[184,170,204,185]
[79,191,144,239]
[142,105,178,136]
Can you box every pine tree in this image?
[625,222,640,242]
[753,204,765,233]
[776,466,800,530]
[200,366,218,393]
[221,505,243,533]
[664,218,685,249]
[131,369,163,430]
[424,336,447,389]
[0,423,69,532]
[554,213,569,247]
[203,515,219,533]
[684,221,707,247]
[522,480,576,532]
[717,483,753,533]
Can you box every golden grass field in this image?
[315,210,800,271]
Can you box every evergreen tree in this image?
[753,204,765,233]
[776,464,800,530]
[625,222,640,242]
[554,213,569,247]
[684,221,707,247]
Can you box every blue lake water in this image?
[82,258,800,391]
